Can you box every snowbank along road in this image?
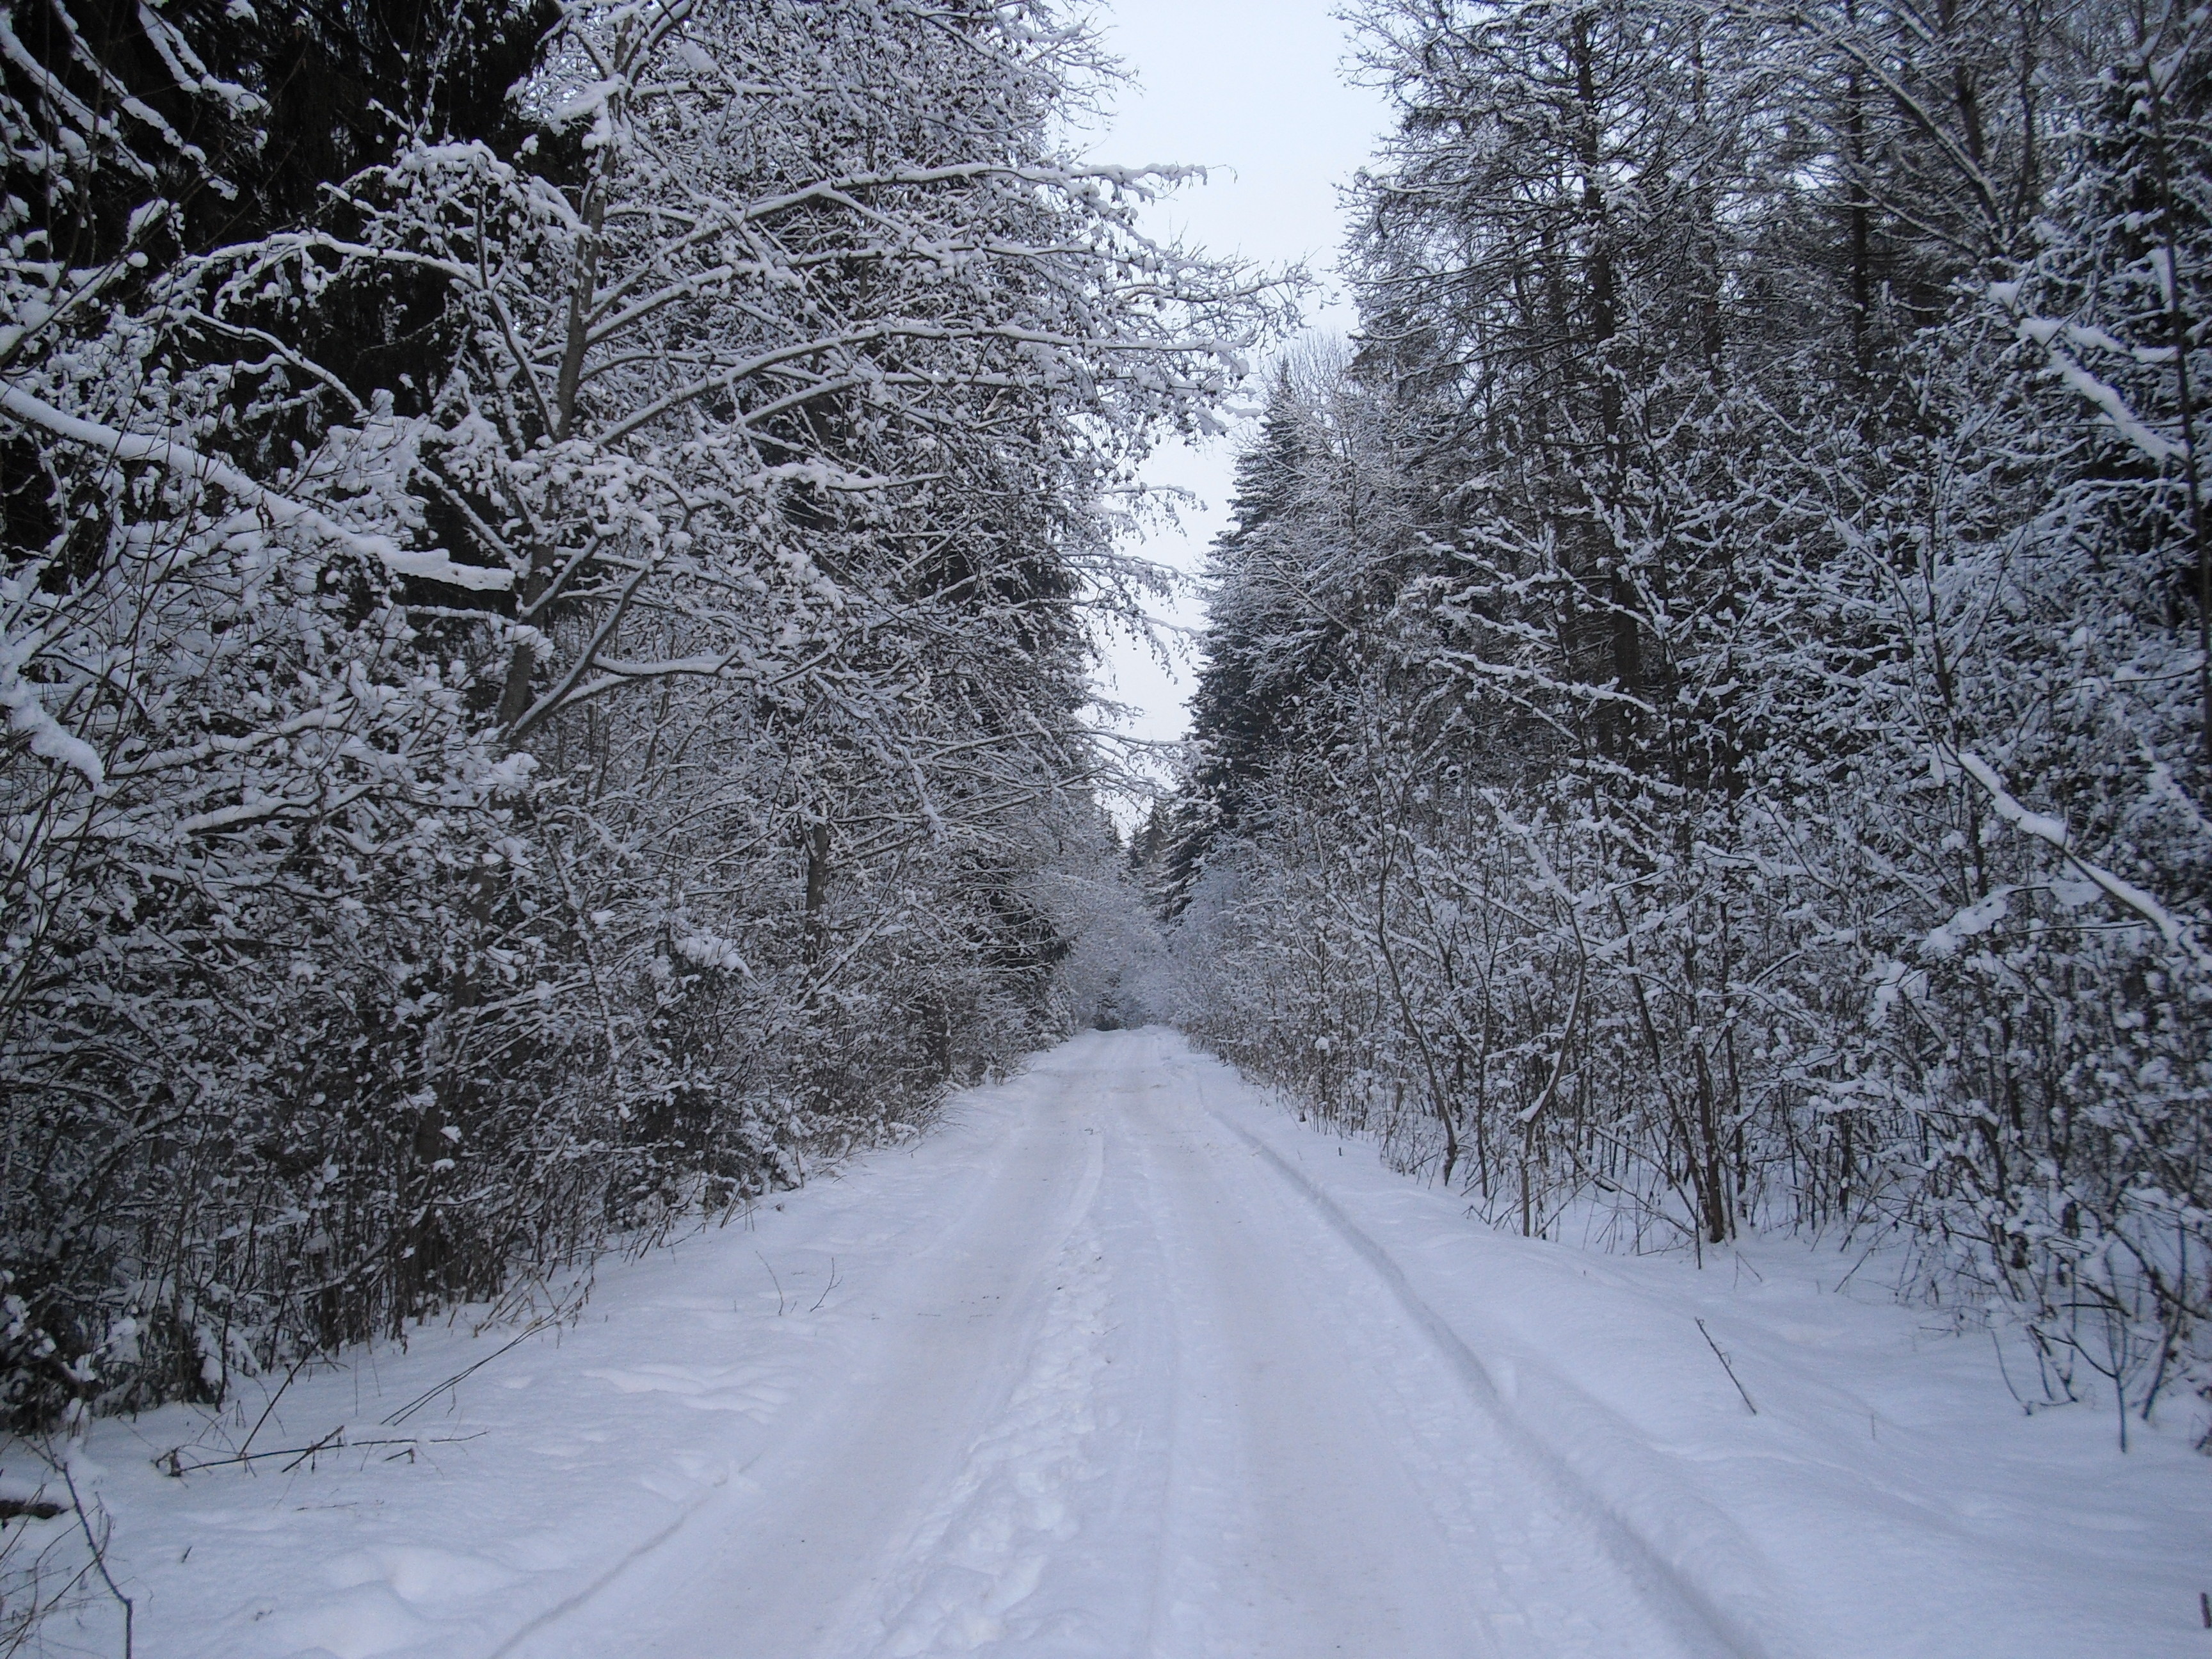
[77,1030,2212,1657]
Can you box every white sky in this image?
[1078,0,1392,767]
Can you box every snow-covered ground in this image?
[21,1029,2210,1656]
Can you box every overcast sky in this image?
[1079,1,1392,764]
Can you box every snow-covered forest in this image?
[7,0,2210,1458]
[8,0,2212,1649]
[7,0,2211,1457]
[1154,0,2212,1433]
[0,0,1267,1432]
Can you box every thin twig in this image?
[808,1256,839,1314]
[1990,1326,2034,1415]
[1695,1317,1758,1415]
[381,1317,553,1427]
[235,1348,318,1468]
[163,1431,486,1476]
[278,1425,348,1473]
[756,1251,785,1316]
[58,1458,132,1659]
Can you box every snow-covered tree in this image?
[0,0,1267,1425]
[1173,0,2212,1438]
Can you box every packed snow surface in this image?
[39,1030,2211,1655]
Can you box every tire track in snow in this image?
[483,1036,1777,1659]
[488,1085,1110,1659]
[848,1115,1118,1656]
[868,1223,1116,1655]
[1203,1101,1782,1659]
[482,1466,742,1659]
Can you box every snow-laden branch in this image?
[1988,284,2188,465]
[2,661,103,786]
[0,385,513,593]
[1937,745,2207,965]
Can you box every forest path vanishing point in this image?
[493,1028,1743,1659]
[108,1029,2206,1659]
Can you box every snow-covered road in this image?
[75,1030,2212,1657]
[495,1029,1731,1659]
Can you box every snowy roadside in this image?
[4,1104,1009,1658]
[1175,1039,2212,1657]
[9,1029,2208,1657]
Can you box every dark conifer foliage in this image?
[1173,371,1316,902]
